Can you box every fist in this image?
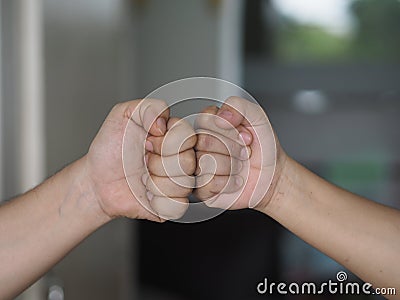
[194,97,278,210]
[86,99,196,222]
[145,117,197,220]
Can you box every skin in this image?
[195,96,400,298]
[194,98,278,209]
[0,99,196,299]
[144,117,196,219]
[1,97,399,298]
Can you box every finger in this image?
[195,106,238,141]
[195,130,251,160]
[149,196,189,220]
[166,117,187,130]
[236,125,253,146]
[147,149,196,177]
[195,151,242,176]
[146,174,194,198]
[215,96,269,129]
[194,112,245,145]
[200,105,219,115]
[162,118,197,155]
[147,118,197,155]
[147,135,197,156]
[130,98,170,136]
[194,174,243,200]
[195,106,252,146]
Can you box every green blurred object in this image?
[274,0,400,63]
[328,160,386,181]
[350,0,400,62]
[325,159,389,202]
[276,21,351,63]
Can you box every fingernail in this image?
[235,176,243,187]
[239,132,252,145]
[146,191,154,201]
[144,153,149,165]
[156,118,166,135]
[218,110,233,119]
[240,147,248,159]
[141,173,148,185]
[145,140,154,152]
[237,160,243,171]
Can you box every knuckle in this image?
[181,135,197,151]
[225,96,243,108]
[147,98,167,108]
[162,121,196,155]
[172,118,195,134]
[180,149,196,175]
[195,113,215,129]
[193,187,208,200]
[111,102,126,114]
[210,176,224,192]
[201,105,218,114]
[196,134,214,150]
[195,175,224,199]
[112,102,122,110]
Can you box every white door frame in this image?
[0,1,4,200]
[2,0,46,299]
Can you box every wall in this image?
[43,0,136,299]
[1,0,244,298]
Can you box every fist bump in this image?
[140,97,265,220]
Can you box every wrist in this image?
[254,149,296,216]
[62,156,112,227]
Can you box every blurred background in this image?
[1,0,399,299]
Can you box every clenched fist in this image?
[86,99,196,222]
[194,96,281,210]
[145,117,196,220]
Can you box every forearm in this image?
[258,156,400,292]
[0,156,110,299]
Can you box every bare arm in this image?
[0,99,196,299]
[0,157,107,299]
[195,96,400,297]
[258,155,400,294]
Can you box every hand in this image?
[194,96,286,210]
[145,117,196,219]
[85,99,196,222]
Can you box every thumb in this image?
[215,96,269,129]
[130,98,170,136]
